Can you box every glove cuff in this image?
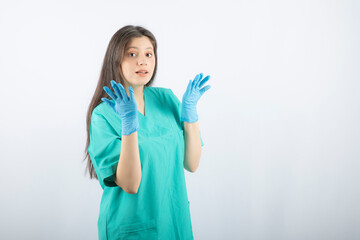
[122,113,139,135]
[181,104,198,123]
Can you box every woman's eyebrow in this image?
[126,46,153,50]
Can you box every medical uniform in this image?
[88,86,204,240]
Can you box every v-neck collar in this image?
[138,87,147,118]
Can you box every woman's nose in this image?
[138,57,148,65]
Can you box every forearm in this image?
[183,121,202,172]
[115,131,142,194]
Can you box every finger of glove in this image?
[183,80,192,102]
[112,83,124,101]
[117,83,129,103]
[103,86,117,100]
[128,86,136,102]
[191,80,198,96]
[198,72,203,81]
[101,98,116,112]
[199,85,211,96]
[192,73,201,89]
[185,80,193,94]
[198,75,210,89]
[111,81,123,100]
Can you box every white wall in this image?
[1,0,359,239]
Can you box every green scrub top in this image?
[88,86,204,240]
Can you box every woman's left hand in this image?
[181,73,211,123]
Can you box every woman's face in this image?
[120,36,156,89]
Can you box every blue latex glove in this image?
[181,73,211,123]
[101,80,139,136]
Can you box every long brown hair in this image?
[83,25,158,179]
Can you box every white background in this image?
[1,0,359,239]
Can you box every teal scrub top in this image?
[88,86,204,240]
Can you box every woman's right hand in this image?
[101,80,139,136]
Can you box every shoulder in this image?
[92,102,108,118]
[91,100,117,123]
[90,101,122,135]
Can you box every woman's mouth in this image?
[136,71,148,77]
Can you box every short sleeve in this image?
[88,109,121,188]
[168,89,204,147]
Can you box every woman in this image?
[84,25,211,240]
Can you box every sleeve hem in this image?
[100,162,119,187]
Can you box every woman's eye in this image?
[128,52,153,57]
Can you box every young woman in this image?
[84,25,211,240]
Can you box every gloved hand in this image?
[181,73,211,123]
[101,80,139,136]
